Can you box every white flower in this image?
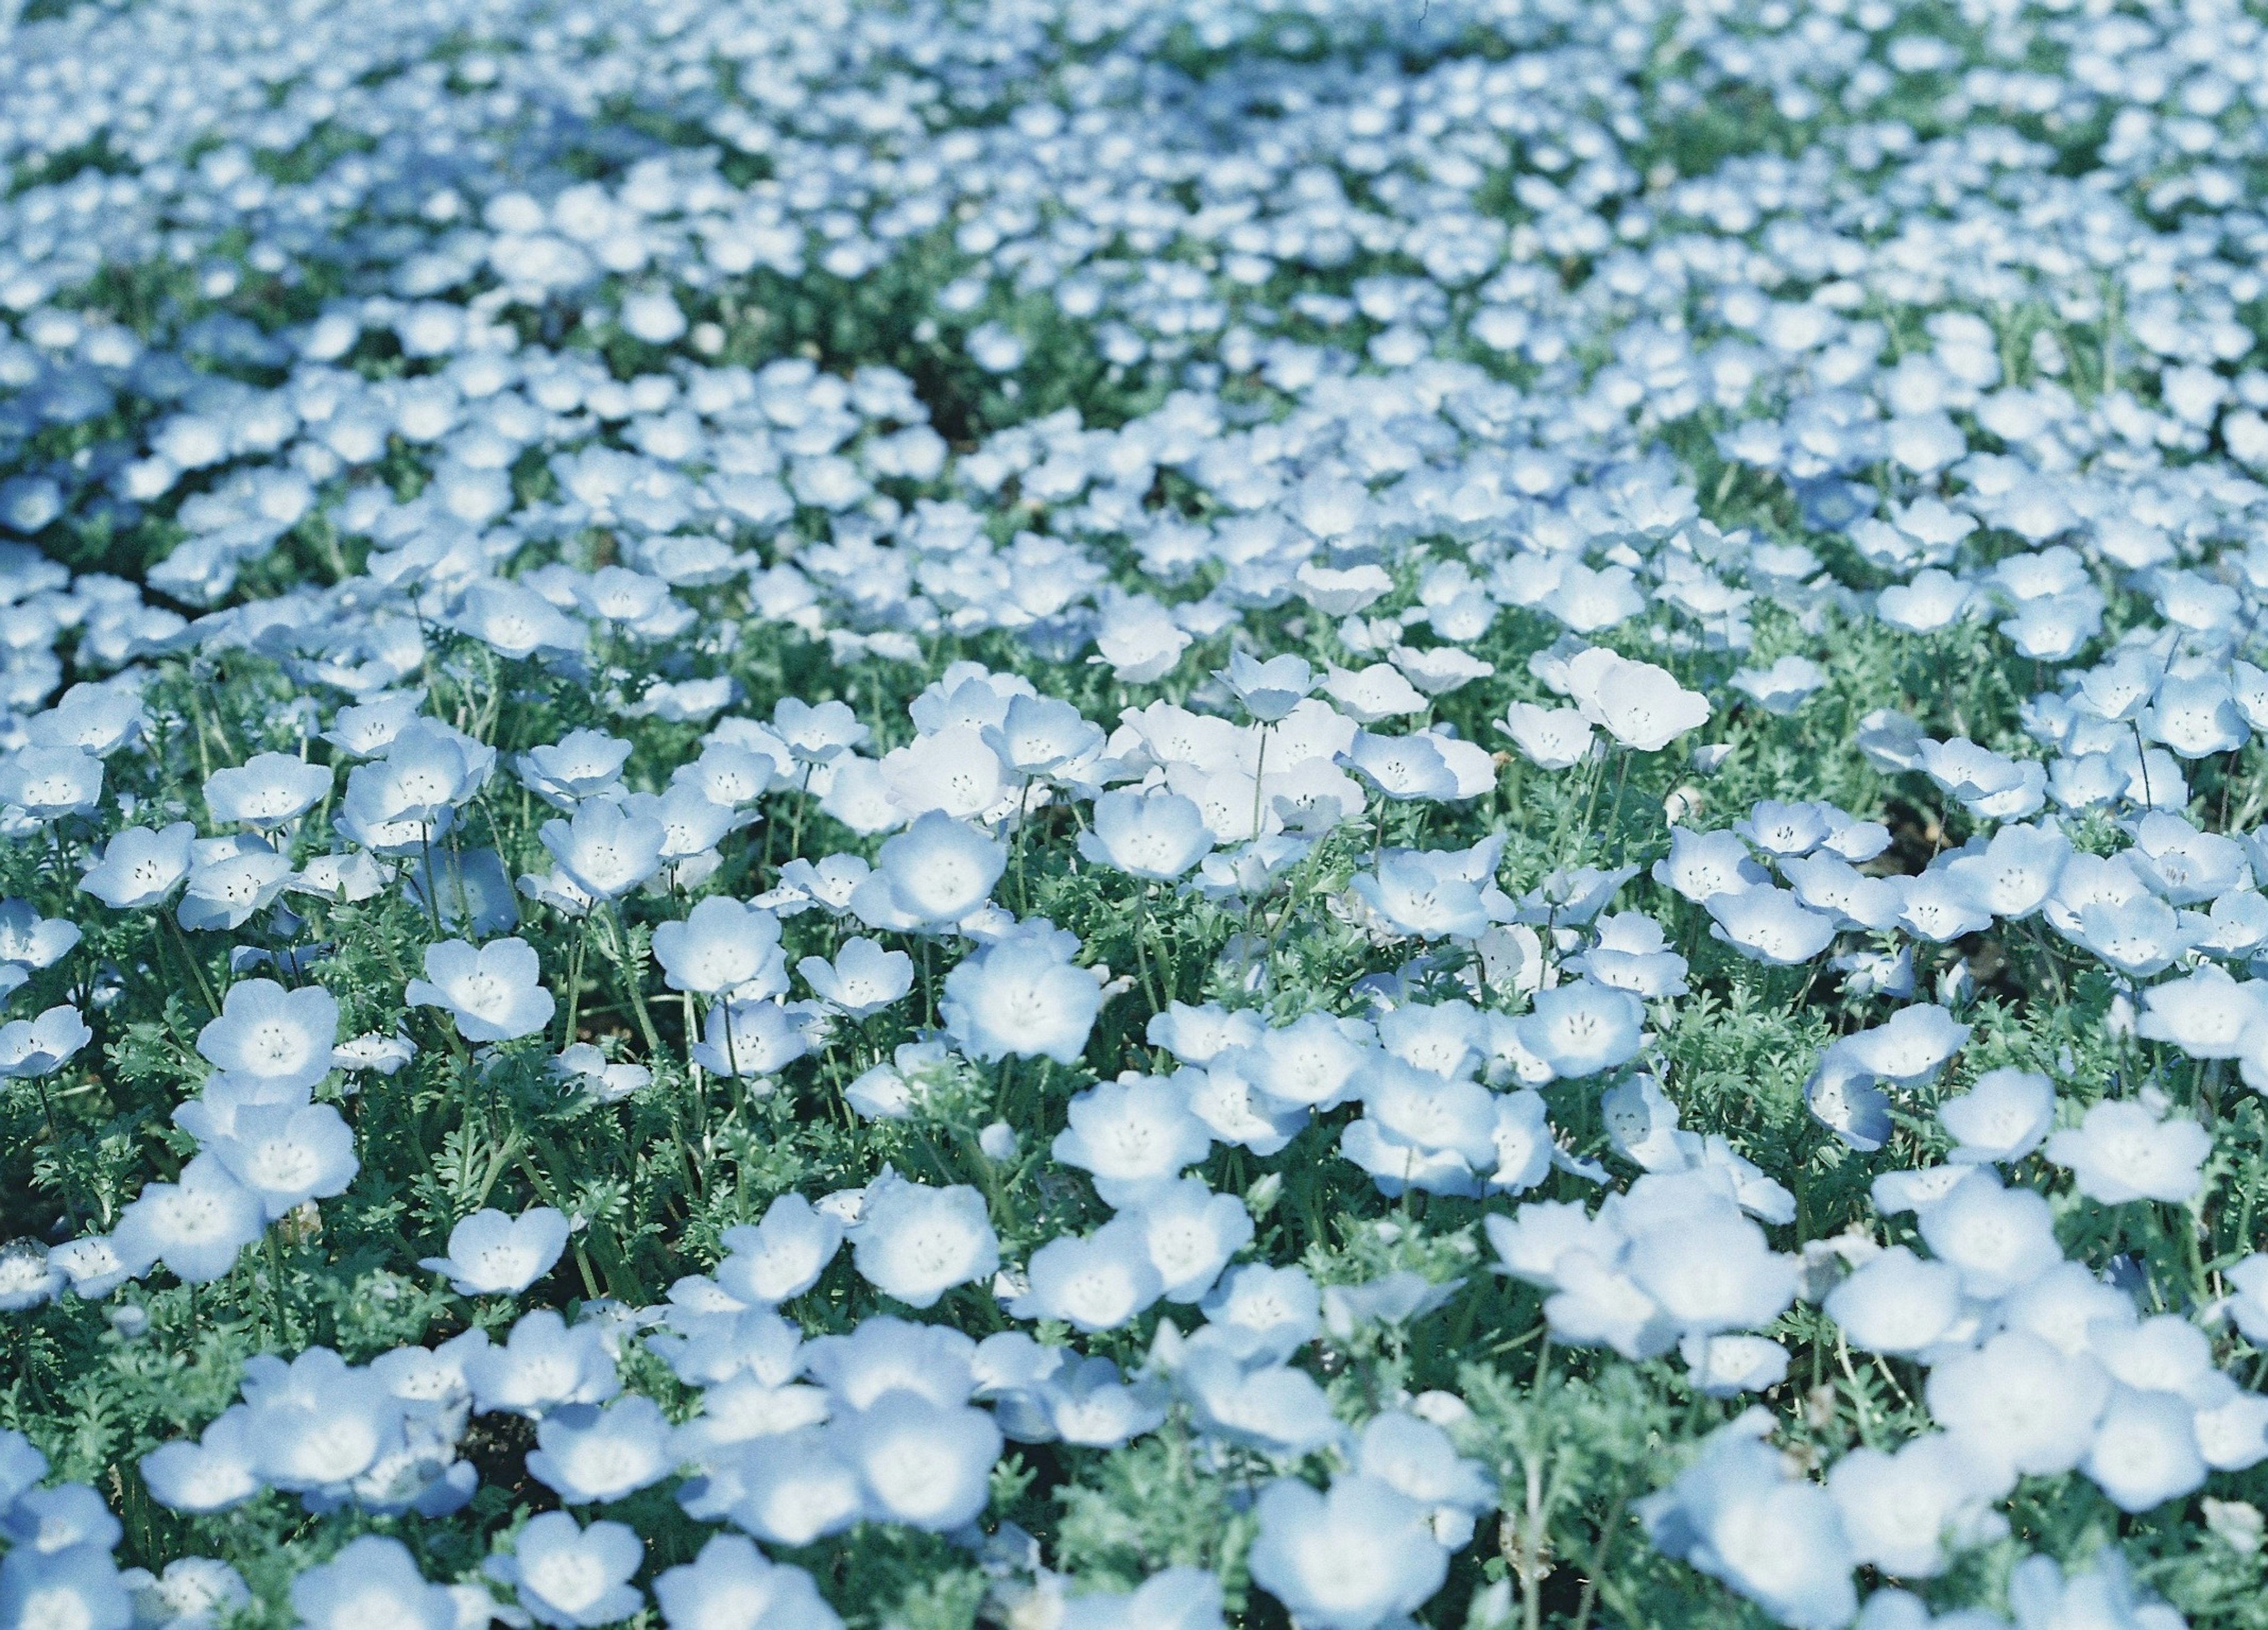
[1563,648,1711,752]
[850,1173,999,1309]
[406,938,556,1042]
[2045,1094,2211,1205]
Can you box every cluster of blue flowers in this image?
[5,0,2268,1625]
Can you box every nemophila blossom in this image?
[2131,814,2248,905]
[2227,1256,2268,1345]
[652,896,787,997]
[1392,646,1494,699]
[1093,598,1195,684]
[1080,790,1214,879]
[628,783,742,876]
[985,693,1105,777]
[322,692,425,759]
[941,936,1101,1064]
[1198,1263,1322,1364]
[4,1480,123,1553]
[1247,1474,1449,1630]
[240,1346,404,1494]
[1823,1251,1969,1360]
[79,821,197,909]
[1842,1004,1970,1087]
[1516,982,1644,1079]
[1321,663,1428,724]
[203,752,330,830]
[1124,1179,1252,1302]
[717,1192,845,1305]
[1939,1068,2057,1163]
[407,937,556,1042]
[880,728,1005,821]
[1499,701,1595,770]
[1653,826,1768,903]
[468,1309,618,1419]
[0,745,103,820]
[1917,738,2045,823]
[518,729,634,808]
[653,1536,841,1630]
[1034,1360,1161,1450]
[1563,648,1712,752]
[801,1313,974,1410]
[458,579,585,660]
[798,938,913,1017]
[1218,653,1317,722]
[850,1174,998,1309]
[1175,1349,1342,1456]
[204,1103,357,1220]
[1013,1220,1165,1331]
[1060,1567,1223,1630]
[528,1395,676,1504]
[2045,1093,2211,1205]
[421,1205,570,1296]
[1234,1013,1371,1113]
[1350,1059,1495,1186]
[126,1557,252,1628]
[138,1407,260,1514]
[1626,1204,1797,1338]
[1572,914,1689,1000]
[0,1002,92,1078]
[110,1155,263,1284]
[831,1392,1001,1530]
[1054,1075,1214,1206]
[848,811,1006,930]
[2139,964,2262,1059]
[0,899,76,977]
[1342,730,1459,801]
[540,800,666,899]
[1682,1334,1791,1399]
[1917,1171,2063,1298]
[177,840,292,932]
[287,1536,456,1630]
[48,1234,133,1301]
[1826,1434,2008,1577]
[1355,1410,1494,1543]
[195,979,337,1091]
[1637,1416,1856,1630]
[1349,848,1500,940]
[0,1241,60,1311]
[690,998,810,1080]
[1706,885,1836,965]
[487,1512,644,1629]
[1927,1329,2109,1480]
[675,742,777,810]
[28,682,144,757]
[2082,1386,2208,1513]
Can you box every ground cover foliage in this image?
[3,0,2268,1627]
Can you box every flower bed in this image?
[1,0,2266,1626]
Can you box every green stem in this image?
[164,914,220,1019]
[562,919,591,1047]
[605,907,663,1056]
[31,1075,82,1233]
[264,1228,294,1347]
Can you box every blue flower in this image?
[527,1396,676,1504]
[1247,1475,1449,1630]
[487,1512,644,1628]
[654,1536,841,1630]
[419,1205,571,1298]
[287,1537,455,1630]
